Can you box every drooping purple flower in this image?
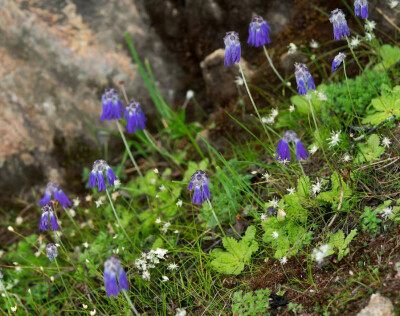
[331,52,346,72]
[104,256,129,297]
[187,170,211,205]
[276,130,308,162]
[38,182,71,208]
[354,0,368,19]
[247,16,271,47]
[88,160,117,192]
[46,243,58,262]
[124,101,146,133]
[39,204,59,231]
[100,88,124,121]
[329,9,350,40]
[294,63,315,95]
[223,31,241,67]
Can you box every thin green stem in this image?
[343,60,362,127]
[263,46,294,93]
[307,97,319,132]
[54,258,72,304]
[122,290,140,316]
[238,62,273,145]
[116,121,143,178]
[206,198,225,237]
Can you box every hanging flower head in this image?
[294,63,316,95]
[38,182,71,208]
[247,16,271,47]
[187,170,211,204]
[88,160,117,192]
[100,88,124,121]
[354,0,369,19]
[103,256,129,297]
[124,101,146,133]
[276,130,308,161]
[39,204,59,231]
[46,243,58,262]
[331,52,346,72]
[329,9,350,40]
[223,31,241,67]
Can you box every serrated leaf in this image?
[355,134,385,163]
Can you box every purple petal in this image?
[107,167,117,186]
[192,186,203,204]
[296,140,308,161]
[104,272,119,297]
[89,171,97,188]
[276,139,291,161]
[97,173,106,191]
[38,191,52,206]
[50,212,59,231]
[39,212,50,231]
[118,269,129,291]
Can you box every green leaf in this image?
[355,134,385,163]
[375,44,400,69]
[328,229,357,261]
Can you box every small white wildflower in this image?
[142,270,151,281]
[365,32,375,41]
[95,199,103,208]
[328,131,342,147]
[235,76,244,86]
[350,36,361,48]
[85,195,92,202]
[260,213,268,221]
[175,308,187,316]
[113,179,121,189]
[50,276,55,282]
[155,248,168,259]
[8,226,14,232]
[389,0,399,8]
[186,90,194,100]
[312,244,331,264]
[155,218,162,224]
[288,43,297,54]
[279,158,290,165]
[82,304,88,310]
[90,309,96,316]
[73,197,80,207]
[311,179,322,195]
[272,231,279,239]
[262,116,275,125]
[365,20,376,31]
[15,216,23,226]
[280,256,288,264]
[269,198,280,208]
[153,168,159,175]
[382,137,392,148]
[67,209,76,217]
[11,306,17,313]
[262,172,271,181]
[159,185,166,192]
[381,207,394,219]
[310,39,319,49]
[176,199,183,207]
[15,267,22,273]
[287,187,295,195]
[162,222,171,233]
[277,208,286,219]
[111,191,119,201]
[162,275,169,282]
[289,105,295,112]
[309,145,318,155]
[317,91,328,101]
[343,153,352,162]
[85,259,90,264]
[305,93,312,101]
[168,263,179,270]
[271,109,279,117]
[174,230,179,234]
[83,242,89,249]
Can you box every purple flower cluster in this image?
[332,53,346,72]
[39,204,59,231]
[46,243,58,262]
[187,170,211,204]
[276,130,308,161]
[223,31,241,67]
[247,16,271,47]
[124,101,147,133]
[104,256,129,297]
[88,159,118,192]
[38,182,71,208]
[100,88,124,121]
[294,63,316,95]
[329,9,350,40]
[354,0,368,19]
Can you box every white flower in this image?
[11,306,17,313]
[287,187,295,195]
[73,198,80,207]
[317,91,328,101]
[350,36,361,48]
[381,207,393,219]
[113,179,121,189]
[159,185,166,192]
[67,209,76,217]
[162,276,169,282]
[269,198,280,208]
[82,304,88,310]
[382,137,392,148]
[365,20,376,31]
[95,199,103,208]
[142,270,151,281]
[15,216,23,226]
[279,159,290,165]
[260,213,268,221]
[90,310,96,316]
[311,179,322,195]
[153,168,159,175]
[174,230,179,234]
[327,131,342,147]
[365,32,375,41]
[261,116,275,125]
[312,244,331,264]
[279,256,288,264]
[277,208,286,219]
[262,172,271,181]
[162,222,171,233]
[83,242,89,249]
[305,93,312,101]
[272,231,279,239]
[175,308,187,316]
[8,226,14,232]
[289,105,295,112]
[186,90,194,100]
[111,191,120,201]
[288,43,297,54]
[155,218,162,224]
[155,248,168,259]
[168,263,179,270]
[235,76,244,86]
[85,195,92,202]
[271,109,279,117]
[309,145,318,155]
[389,0,399,8]
[343,153,352,162]
[176,199,183,207]
[310,39,319,49]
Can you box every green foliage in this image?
[355,134,385,163]
[328,229,357,261]
[322,70,389,121]
[287,302,304,314]
[210,226,258,275]
[232,288,272,316]
[361,206,382,235]
[362,85,400,125]
[318,172,352,209]
[374,44,400,70]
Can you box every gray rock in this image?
[356,293,394,316]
